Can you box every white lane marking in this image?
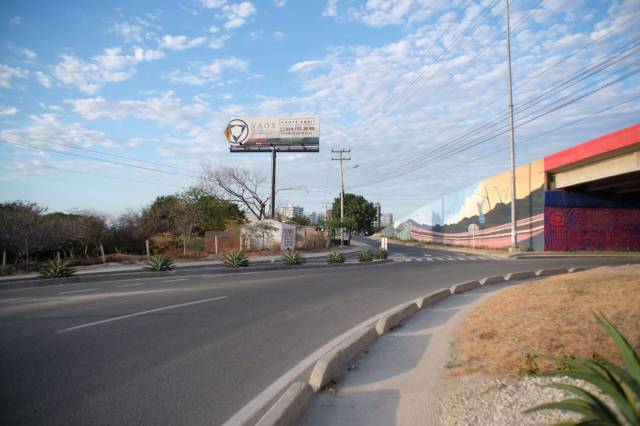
[162,278,187,283]
[435,257,445,261]
[58,288,97,295]
[416,258,423,262]
[116,283,144,288]
[56,296,227,333]
[457,257,468,261]
[0,297,27,303]
[426,258,433,261]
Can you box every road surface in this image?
[0,242,635,425]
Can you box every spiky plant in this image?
[143,255,175,272]
[526,312,640,425]
[326,250,346,264]
[223,250,249,268]
[358,248,373,262]
[39,260,76,279]
[282,250,306,265]
[373,248,388,260]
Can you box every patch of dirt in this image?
[446,264,640,377]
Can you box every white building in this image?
[381,213,394,227]
[278,204,304,220]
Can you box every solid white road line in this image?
[56,296,227,333]
[58,288,97,295]
[116,283,144,288]
[0,297,27,303]
[162,278,188,283]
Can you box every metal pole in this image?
[271,146,276,219]
[339,153,345,246]
[505,0,518,250]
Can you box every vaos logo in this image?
[225,119,249,145]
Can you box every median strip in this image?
[56,296,227,333]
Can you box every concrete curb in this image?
[504,271,537,281]
[415,288,452,309]
[308,326,378,392]
[535,268,568,277]
[450,280,482,294]
[375,302,420,335]
[237,265,595,426]
[479,275,505,285]
[0,259,395,290]
[255,382,313,426]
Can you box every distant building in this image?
[279,204,304,220]
[325,208,333,220]
[380,213,394,227]
[373,202,381,229]
[307,212,318,225]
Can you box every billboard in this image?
[225,116,320,153]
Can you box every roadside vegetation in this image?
[325,250,346,264]
[448,265,640,377]
[143,255,175,272]
[38,259,76,279]
[282,250,306,265]
[223,250,249,268]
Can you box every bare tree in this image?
[199,165,272,220]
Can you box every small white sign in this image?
[281,223,296,251]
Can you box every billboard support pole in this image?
[271,145,276,219]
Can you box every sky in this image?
[0,0,639,220]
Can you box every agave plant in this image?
[326,250,346,264]
[373,248,388,260]
[526,312,640,425]
[358,249,373,262]
[143,255,175,272]
[282,250,306,265]
[39,260,76,279]
[223,250,249,268]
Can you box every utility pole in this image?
[331,148,351,246]
[505,0,518,250]
[271,146,276,219]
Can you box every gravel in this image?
[438,374,591,426]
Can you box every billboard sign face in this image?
[225,116,319,153]
[280,223,296,250]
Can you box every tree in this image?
[182,187,245,232]
[0,201,48,266]
[331,193,376,234]
[287,214,310,226]
[199,165,298,220]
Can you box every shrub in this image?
[358,249,373,262]
[373,248,388,259]
[326,250,346,264]
[526,312,640,425]
[282,250,306,265]
[143,255,175,272]
[223,250,249,268]
[39,260,76,279]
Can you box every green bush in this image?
[282,250,306,265]
[373,248,388,259]
[143,255,175,272]
[358,249,373,262]
[526,312,640,425]
[39,260,76,279]
[223,250,249,268]
[326,250,346,264]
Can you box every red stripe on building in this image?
[544,123,640,172]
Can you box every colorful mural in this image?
[544,207,640,251]
[391,159,546,250]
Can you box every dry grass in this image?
[447,265,640,378]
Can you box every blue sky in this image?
[1,0,639,220]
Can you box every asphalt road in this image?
[0,242,636,426]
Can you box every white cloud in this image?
[324,0,442,27]
[209,25,221,33]
[168,57,249,85]
[68,92,212,130]
[222,1,256,29]
[10,16,22,25]
[289,60,324,73]
[109,22,145,44]
[20,48,37,60]
[201,0,227,7]
[0,64,29,89]
[209,35,231,49]
[0,106,18,116]
[159,34,207,51]
[52,47,165,94]
[0,113,120,150]
[273,30,285,41]
[274,0,287,7]
[34,71,52,88]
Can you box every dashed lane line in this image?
[56,296,228,333]
[58,288,97,295]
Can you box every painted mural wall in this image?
[544,191,640,251]
[391,159,546,250]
